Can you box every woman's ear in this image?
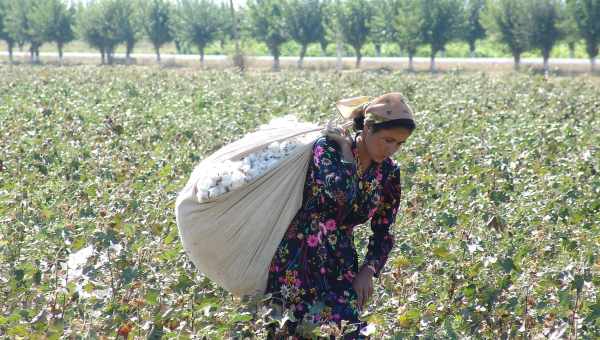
[363,123,370,138]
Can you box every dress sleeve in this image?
[361,166,401,278]
[311,137,358,211]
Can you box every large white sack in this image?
[175,117,331,297]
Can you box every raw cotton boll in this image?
[208,186,224,198]
[230,170,246,189]
[268,141,280,153]
[240,161,252,174]
[220,173,233,189]
[197,189,210,202]
[196,116,318,202]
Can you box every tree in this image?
[216,2,234,51]
[4,0,45,63]
[559,1,579,59]
[370,0,394,57]
[394,0,423,71]
[484,0,531,70]
[141,0,173,63]
[569,0,600,71]
[175,0,222,67]
[0,0,15,63]
[529,0,562,73]
[247,0,288,71]
[464,0,486,57]
[336,0,374,68]
[78,0,126,65]
[30,0,75,65]
[114,0,142,64]
[284,0,326,68]
[420,0,465,72]
[78,1,107,64]
[319,0,334,56]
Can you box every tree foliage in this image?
[175,0,221,66]
[284,0,326,67]
[29,0,75,64]
[114,0,142,63]
[78,0,138,64]
[484,0,531,70]
[336,0,374,68]
[529,0,562,72]
[568,0,600,70]
[463,0,486,56]
[141,0,173,62]
[420,0,465,72]
[247,0,288,70]
[394,0,423,70]
[0,0,16,61]
[3,0,45,62]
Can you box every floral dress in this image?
[265,131,402,338]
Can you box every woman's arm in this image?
[361,166,402,278]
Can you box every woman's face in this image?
[363,125,412,163]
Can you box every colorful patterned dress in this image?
[265,131,402,338]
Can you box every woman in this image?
[265,93,416,339]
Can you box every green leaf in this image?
[433,246,451,259]
[145,289,160,305]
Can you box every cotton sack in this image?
[175,117,343,297]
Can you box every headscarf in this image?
[335,93,415,125]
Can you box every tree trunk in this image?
[101,48,105,65]
[229,0,244,71]
[543,49,550,74]
[155,46,161,63]
[298,44,307,69]
[58,43,64,66]
[469,41,476,58]
[8,42,14,63]
[107,46,114,65]
[36,49,40,64]
[514,54,520,71]
[408,52,414,72]
[430,52,436,73]
[335,30,342,72]
[273,48,280,72]
[320,42,327,56]
[30,48,34,63]
[355,47,361,68]
[126,43,133,65]
[200,47,205,68]
[592,57,596,72]
[568,42,575,59]
[375,44,381,58]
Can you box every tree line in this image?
[0,0,599,72]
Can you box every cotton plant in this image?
[196,115,316,203]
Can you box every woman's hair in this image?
[353,111,416,133]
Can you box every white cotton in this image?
[268,141,280,153]
[230,170,246,189]
[196,116,316,202]
[220,174,233,188]
[67,245,94,281]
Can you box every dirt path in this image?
[0,51,595,73]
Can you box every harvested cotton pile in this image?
[196,115,316,202]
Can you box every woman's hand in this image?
[322,123,354,162]
[352,266,375,310]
